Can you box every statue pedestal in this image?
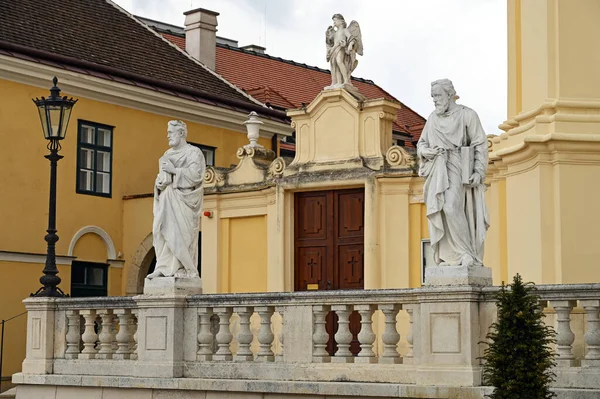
[425,265,492,287]
[143,276,202,295]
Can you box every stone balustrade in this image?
[13,284,600,398]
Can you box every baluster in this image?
[255,306,275,362]
[197,307,214,361]
[275,307,284,362]
[550,300,577,367]
[213,307,233,361]
[65,310,81,359]
[331,305,354,363]
[404,307,415,364]
[97,310,116,359]
[113,309,132,360]
[378,304,401,364]
[130,310,138,360]
[313,305,331,363]
[79,309,98,359]
[233,306,254,361]
[355,304,376,363]
[581,300,600,367]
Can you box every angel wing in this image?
[325,25,335,62]
[347,20,363,56]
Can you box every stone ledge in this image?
[13,374,600,399]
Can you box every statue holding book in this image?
[417,79,489,268]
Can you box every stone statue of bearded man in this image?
[417,79,490,271]
[147,120,205,280]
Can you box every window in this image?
[77,121,113,197]
[71,261,108,297]
[421,239,434,284]
[189,142,215,166]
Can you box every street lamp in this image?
[31,77,77,297]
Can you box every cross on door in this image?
[348,256,359,275]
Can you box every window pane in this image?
[71,266,85,284]
[79,170,93,191]
[80,125,95,144]
[87,268,104,286]
[201,148,214,166]
[80,148,94,169]
[97,128,111,147]
[96,172,110,194]
[96,151,110,172]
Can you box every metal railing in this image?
[0,311,26,393]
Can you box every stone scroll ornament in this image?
[147,120,206,279]
[416,79,490,268]
[325,14,363,88]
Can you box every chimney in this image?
[184,7,219,70]
[240,44,266,54]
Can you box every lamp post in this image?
[31,77,77,297]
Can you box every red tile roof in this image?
[0,0,287,123]
[160,32,425,144]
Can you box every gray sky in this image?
[112,0,507,135]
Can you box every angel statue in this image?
[325,14,363,88]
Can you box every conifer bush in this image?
[482,274,557,399]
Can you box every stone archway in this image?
[126,233,155,295]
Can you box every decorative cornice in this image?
[0,55,293,139]
[0,250,75,265]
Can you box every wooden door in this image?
[294,188,364,355]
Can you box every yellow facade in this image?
[0,74,283,380]
[489,0,600,284]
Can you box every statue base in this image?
[324,83,367,101]
[424,265,492,287]
[143,276,202,295]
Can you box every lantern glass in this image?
[36,102,50,140]
[46,104,64,139]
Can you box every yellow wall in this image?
[0,262,71,379]
[220,216,268,293]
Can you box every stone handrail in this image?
[15,284,600,396]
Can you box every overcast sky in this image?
[112,0,507,135]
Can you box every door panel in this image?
[295,188,365,356]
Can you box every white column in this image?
[233,306,254,361]
[64,310,81,360]
[255,306,275,362]
[275,307,284,362]
[213,307,233,361]
[312,305,331,363]
[581,300,600,367]
[197,307,214,361]
[550,300,577,367]
[130,310,138,360]
[79,309,98,360]
[331,305,354,363]
[113,309,132,360]
[378,304,401,364]
[97,310,116,359]
[355,304,376,363]
[404,307,414,364]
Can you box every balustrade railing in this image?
[17,284,600,391]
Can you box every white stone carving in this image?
[113,309,132,360]
[582,300,600,366]
[213,307,233,361]
[64,310,80,360]
[331,304,353,363]
[79,310,98,360]
[325,14,362,88]
[147,120,205,286]
[269,157,286,176]
[255,306,275,362]
[385,145,411,167]
[312,305,330,363]
[97,310,116,359]
[551,300,577,367]
[243,111,264,149]
[197,307,214,361]
[355,304,376,363]
[417,79,491,285]
[378,304,401,364]
[233,306,254,362]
